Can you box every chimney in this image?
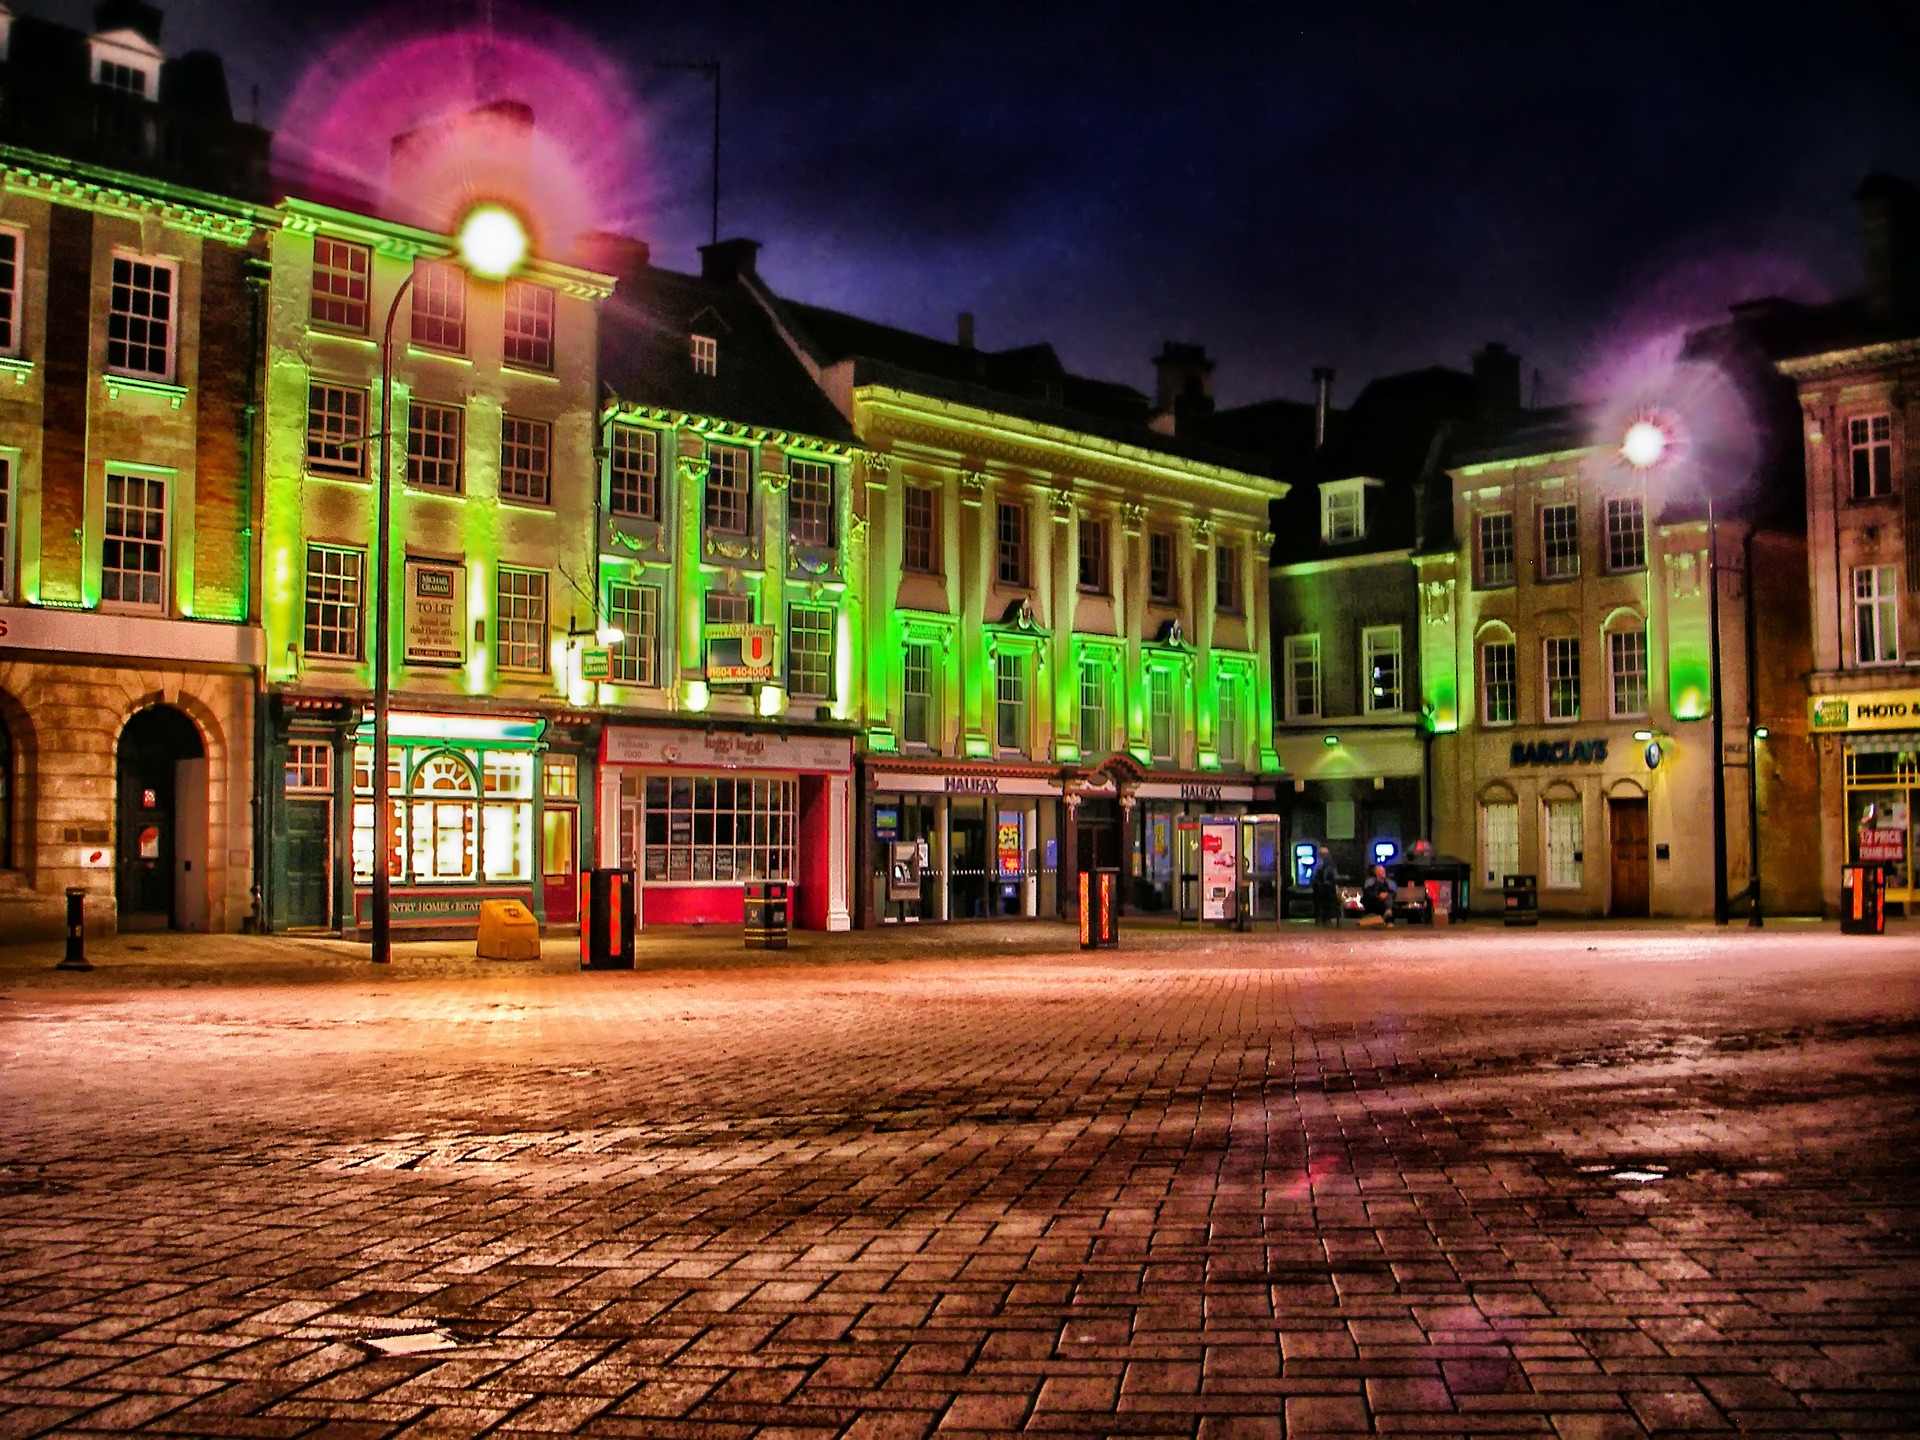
[1312,366,1334,450]
[94,0,162,44]
[1151,342,1215,428]
[699,237,761,283]
[387,101,535,232]
[579,230,651,282]
[1858,172,1920,323]
[1472,342,1522,419]
[957,311,975,349]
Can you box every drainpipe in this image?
[242,252,269,933]
[1744,527,1762,926]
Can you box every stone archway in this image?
[115,704,208,931]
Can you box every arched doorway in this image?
[116,706,207,931]
[0,710,12,871]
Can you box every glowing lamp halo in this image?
[1620,416,1671,470]
[456,203,530,279]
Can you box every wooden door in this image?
[543,806,579,924]
[1608,797,1650,917]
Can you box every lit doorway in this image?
[116,706,207,931]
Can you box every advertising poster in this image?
[705,624,777,683]
[1858,800,1908,865]
[996,813,1023,877]
[404,560,466,666]
[1200,819,1236,921]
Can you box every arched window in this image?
[1478,781,1519,888]
[410,750,478,882]
[1474,620,1518,727]
[1601,607,1650,720]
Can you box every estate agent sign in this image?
[405,560,466,666]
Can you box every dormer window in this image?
[691,334,717,376]
[89,29,162,99]
[1320,479,1370,544]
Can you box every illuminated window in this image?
[1543,636,1581,721]
[1605,497,1646,573]
[1321,484,1364,543]
[1363,625,1402,713]
[495,567,548,672]
[1149,667,1176,760]
[1854,564,1899,665]
[98,59,146,94]
[0,229,21,354]
[410,752,478,882]
[1214,543,1240,613]
[704,445,750,535]
[499,416,551,504]
[903,641,936,747]
[1545,796,1583,889]
[1481,799,1518,887]
[1851,415,1893,499]
[306,383,367,478]
[543,755,578,800]
[303,545,363,659]
[638,773,796,883]
[1608,629,1649,717]
[1540,502,1579,580]
[107,254,175,379]
[1079,655,1108,754]
[502,280,555,370]
[996,651,1027,753]
[704,590,753,626]
[481,752,534,881]
[1148,528,1176,602]
[902,486,938,573]
[607,582,661,686]
[1482,640,1516,725]
[691,333,717,375]
[310,238,370,332]
[1079,515,1108,593]
[1216,674,1242,765]
[406,400,463,492]
[410,261,466,352]
[788,459,835,548]
[787,604,834,700]
[102,471,166,609]
[609,424,660,520]
[0,456,12,601]
[1477,511,1514,587]
[284,741,333,795]
[996,500,1028,586]
[1284,634,1320,721]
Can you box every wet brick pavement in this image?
[1,923,1918,1437]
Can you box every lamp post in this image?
[369,204,529,964]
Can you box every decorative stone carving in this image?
[1192,515,1213,542]
[676,454,710,483]
[957,470,986,506]
[1256,530,1276,550]
[1665,549,1702,599]
[1121,502,1147,535]
[761,469,790,493]
[864,451,892,486]
[1420,577,1455,626]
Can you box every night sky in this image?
[43,0,1920,411]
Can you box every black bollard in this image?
[56,887,92,971]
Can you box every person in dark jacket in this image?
[1361,863,1394,924]
[1312,847,1341,926]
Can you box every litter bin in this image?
[579,867,636,970]
[1078,867,1120,950]
[1502,873,1538,927]
[744,879,790,950]
[1840,864,1886,935]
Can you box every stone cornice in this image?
[1777,335,1920,381]
[281,198,616,299]
[603,402,856,458]
[0,154,261,244]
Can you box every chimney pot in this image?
[699,237,761,283]
[1857,172,1920,323]
[1472,342,1522,419]
[1312,367,1334,450]
[1152,342,1215,429]
[957,311,975,349]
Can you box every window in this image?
[102,471,166,609]
[310,238,370,332]
[788,459,835,548]
[502,280,555,370]
[305,383,367,478]
[98,60,146,95]
[1149,529,1176,602]
[1854,564,1900,665]
[638,773,795,883]
[691,334,717,376]
[410,261,466,352]
[1079,516,1107,593]
[1285,634,1321,721]
[903,486,938,572]
[0,457,11,601]
[610,425,661,521]
[1482,640,1517,725]
[788,604,834,700]
[1605,497,1646,573]
[903,641,936,747]
[1477,512,1514,587]
[1216,674,1242,765]
[705,445,750,535]
[1322,484,1364,543]
[303,545,363,659]
[406,400,463,492]
[1540,502,1579,580]
[0,230,21,354]
[1079,656,1108,753]
[495,568,548,672]
[285,741,333,795]
[107,254,175,379]
[996,651,1027,752]
[1149,668,1176,760]
[996,500,1028,586]
[1481,800,1519,887]
[1215,544,1240,612]
[1362,625,1402,713]
[1608,629,1649,717]
[607,582,661,686]
[499,416,551,504]
[543,755,578,802]
[1545,797,1583,889]
[1543,636,1581,721]
[1851,415,1893,499]
[704,590,753,626]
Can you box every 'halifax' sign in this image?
[1510,738,1609,767]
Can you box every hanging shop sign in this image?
[580,648,610,680]
[404,559,466,666]
[705,624,777,684]
[1811,688,1920,733]
[1509,738,1609,766]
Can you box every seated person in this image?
[1361,864,1394,923]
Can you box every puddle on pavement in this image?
[364,1329,460,1356]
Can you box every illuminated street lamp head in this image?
[457,203,528,278]
[1621,418,1669,470]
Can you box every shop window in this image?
[996,501,1028,586]
[481,752,534,881]
[1363,625,1402,713]
[1215,543,1241,613]
[608,582,661,685]
[1851,414,1893,499]
[1216,674,1242,765]
[1079,655,1108,754]
[1284,634,1320,721]
[306,383,368,478]
[410,260,466,353]
[503,280,555,371]
[902,486,939,573]
[1540,502,1579,580]
[284,741,333,795]
[1149,528,1176,602]
[108,253,176,379]
[1854,564,1899,665]
[408,751,478,882]
[1605,496,1646,572]
[351,744,536,886]
[705,445,750,536]
[102,471,167,610]
[996,651,1028,753]
[1477,511,1514,587]
[500,416,551,504]
[1545,796,1583,888]
[1608,629,1649,717]
[543,754,578,800]
[303,544,363,659]
[610,424,661,520]
[1482,640,1516,725]
[788,604,834,700]
[310,237,370,333]
[1079,515,1107,594]
[1481,798,1519,887]
[788,459,835,548]
[1544,636,1581,721]
[1149,667,1176,760]
[903,641,936,747]
[495,567,548,673]
[640,774,795,883]
[407,400,463,492]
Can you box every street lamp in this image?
[370,203,531,965]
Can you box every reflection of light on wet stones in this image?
[365,1329,459,1356]
[1613,1167,1668,1183]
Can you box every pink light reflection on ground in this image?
[272,1,650,259]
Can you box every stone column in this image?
[827,770,852,931]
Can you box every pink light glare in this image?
[272,1,652,261]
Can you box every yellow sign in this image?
[1810,688,1920,733]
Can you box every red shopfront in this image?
[598,724,853,931]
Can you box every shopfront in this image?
[1811,688,1920,914]
[600,724,852,931]
[1127,778,1262,914]
[864,763,1063,924]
